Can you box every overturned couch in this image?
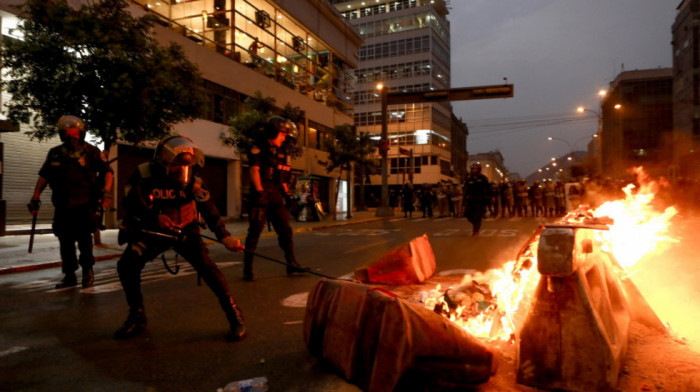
[303,278,496,392]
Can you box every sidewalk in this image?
[0,209,392,275]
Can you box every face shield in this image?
[154,136,204,188]
[166,162,193,188]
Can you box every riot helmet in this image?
[56,115,86,142]
[265,116,298,140]
[470,162,482,174]
[153,136,204,188]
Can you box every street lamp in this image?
[375,82,394,217]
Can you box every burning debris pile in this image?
[417,235,540,342]
[416,167,678,345]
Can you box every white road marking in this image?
[281,292,309,308]
[433,229,460,236]
[0,346,28,357]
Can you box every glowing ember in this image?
[420,166,685,344]
[419,241,541,342]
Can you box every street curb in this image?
[0,253,124,276]
[0,215,392,275]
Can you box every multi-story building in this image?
[600,69,673,180]
[329,0,468,195]
[672,0,700,180]
[0,0,362,230]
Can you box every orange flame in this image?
[421,167,688,344]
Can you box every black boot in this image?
[286,259,310,275]
[114,308,147,340]
[224,299,247,342]
[81,268,94,289]
[55,273,77,289]
[243,259,255,281]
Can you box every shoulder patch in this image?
[251,146,261,155]
[194,189,210,202]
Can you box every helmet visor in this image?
[167,164,192,187]
[157,137,205,168]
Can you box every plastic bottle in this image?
[222,376,268,392]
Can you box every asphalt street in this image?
[0,213,549,392]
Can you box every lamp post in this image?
[547,134,597,180]
[577,106,604,174]
[375,83,394,217]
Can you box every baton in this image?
[137,228,339,280]
[28,212,38,253]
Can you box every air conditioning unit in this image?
[293,36,306,52]
[255,10,271,29]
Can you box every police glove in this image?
[221,236,245,252]
[27,199,41,215]
[157,214,179,232]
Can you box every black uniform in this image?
[116,162,242,338]
[38,142,111,277]
[243,137,298,279]
[463,173,491,234]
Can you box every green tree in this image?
[1,0,205,150]
[324,125,377,216]
[220,91,304,159]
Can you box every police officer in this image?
[243,116,307,281]
[28,115,113,289]
[114,136,246,341]
[463,162,491,235]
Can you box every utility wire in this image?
[466,112,597,140]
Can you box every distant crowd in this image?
[393,179,577,219]
[387,174,700,220]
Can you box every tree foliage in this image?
[220,91,304,159]
[1,0,206,149]
[324,126,378,210]
[324,125,377,174]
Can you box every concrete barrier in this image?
[517,224,631,391]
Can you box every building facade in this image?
[600,69,673,180]
[672,0,700,180]
[329,0,467,195]
[0,0,362,229]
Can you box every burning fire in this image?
[420,167,686,344]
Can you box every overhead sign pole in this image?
[375,84,514,217]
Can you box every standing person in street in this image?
[463,162,491,235]
[420,183,434,218]
[400,182,415,218]
[28,115,113,289]
[514,179,529,217]
[489,181,500,218]
[543,179,556,217]
[114,136,247,341]
[450,182,463,218]
[243,116,307,281]
[500,178,514,218]
[529,180,544,217]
